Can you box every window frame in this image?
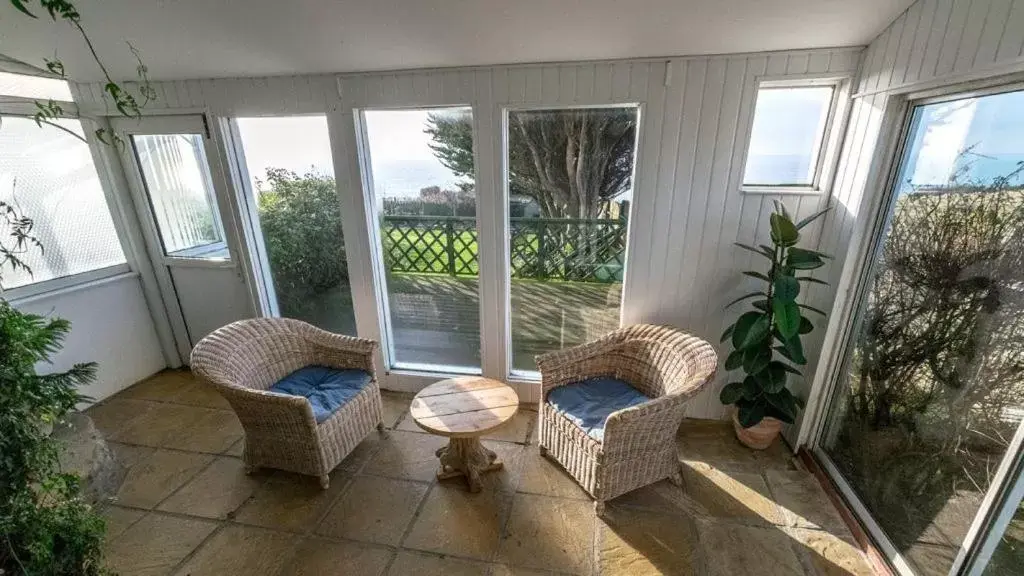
[500,102,643,381]
[739,76,850,195]
[126,131,230,261]
[353,104,484,375]
[0,98,132,300]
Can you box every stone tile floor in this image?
[88,369,876,575]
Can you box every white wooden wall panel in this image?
[856,0,1024,97]
[72,48,860,419]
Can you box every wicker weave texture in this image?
[190,317,383,482]
[536,324,718,505]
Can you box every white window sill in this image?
[740,185,823,195]
[4,267,137,304]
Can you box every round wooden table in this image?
[410,377,519,492]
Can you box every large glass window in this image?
[743,85,835,188]
[362,107,480,371]
[236,116,357,335]
[131,134,227,259]
[0,117,126,289]
[820,88,1024,575]
[984,490,1023,575]
[505,107,638,374]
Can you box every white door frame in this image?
[111,113,257,362]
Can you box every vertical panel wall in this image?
[72,48,860,419]
[801,0,1024,443]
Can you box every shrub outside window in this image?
[742,84,837,190]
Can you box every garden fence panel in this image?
[380,215,626,283]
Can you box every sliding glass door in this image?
[816,87,1024,575]
[360,107,481,372]
[504,106,639,374]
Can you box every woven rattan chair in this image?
[190,317,382,489]
[535,324,718,514]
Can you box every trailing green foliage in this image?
[719,201,831,428]
[0,300,107,575]
[7,0,156,147]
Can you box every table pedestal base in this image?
[435,437,503,492]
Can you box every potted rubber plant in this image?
[719,201,830,449]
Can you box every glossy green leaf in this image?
[719,382,745,405]
[725,291,769,309]
[769,213,799,247]
[773,299,801,338]
[760,361,789,393]
[742,271,771,283]
[737,401,767,428]
[773,200,792,220]
[787,248,825,270]
[765,390,798,423]
[10,0,37,17]
[724,350,744,371]
[735,242,774,260]
[775,334,807,365]
[742,346,772,375]
[752,299,769,312]
[773,275,800,302]
[732,312,770,351]
[795,206,832,230]
[799,316,814,334]
[742,376,761,399]
[779,362,802,376]
[799,303,828,317]
[796,275,829,286]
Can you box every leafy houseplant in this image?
[719,201,831,449]
[0,300,106,574]
[2,1,155,573]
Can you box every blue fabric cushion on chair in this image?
[546,377,650,442]
[269,365,373,423]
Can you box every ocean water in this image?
[746,153,1024,189]
[952,155,1024,184]
[743,153,812,185]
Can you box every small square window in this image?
[742,85,836,189]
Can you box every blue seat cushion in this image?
[269,366,373,423]
[546,377,650,442]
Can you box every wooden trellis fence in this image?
[381,215,627,283]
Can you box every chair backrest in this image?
[191,317,326,392]
[606,325,718,400]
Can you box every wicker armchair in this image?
[535,324,718,514]
[190,318,383,489]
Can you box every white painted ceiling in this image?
[0,0,913,82]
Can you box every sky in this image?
[236,116,335,192]
[363,108,469,200]
[903,89,1024,188]
[236,111,466,201]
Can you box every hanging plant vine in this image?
[5,0,157,147]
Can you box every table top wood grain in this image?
[410,377,519,438]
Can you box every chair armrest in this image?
[301,325,378,375]
[536,338,623,395]
[215,383,319,432]
[601,393,690,457]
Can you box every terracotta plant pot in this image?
[732,411,782,450]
